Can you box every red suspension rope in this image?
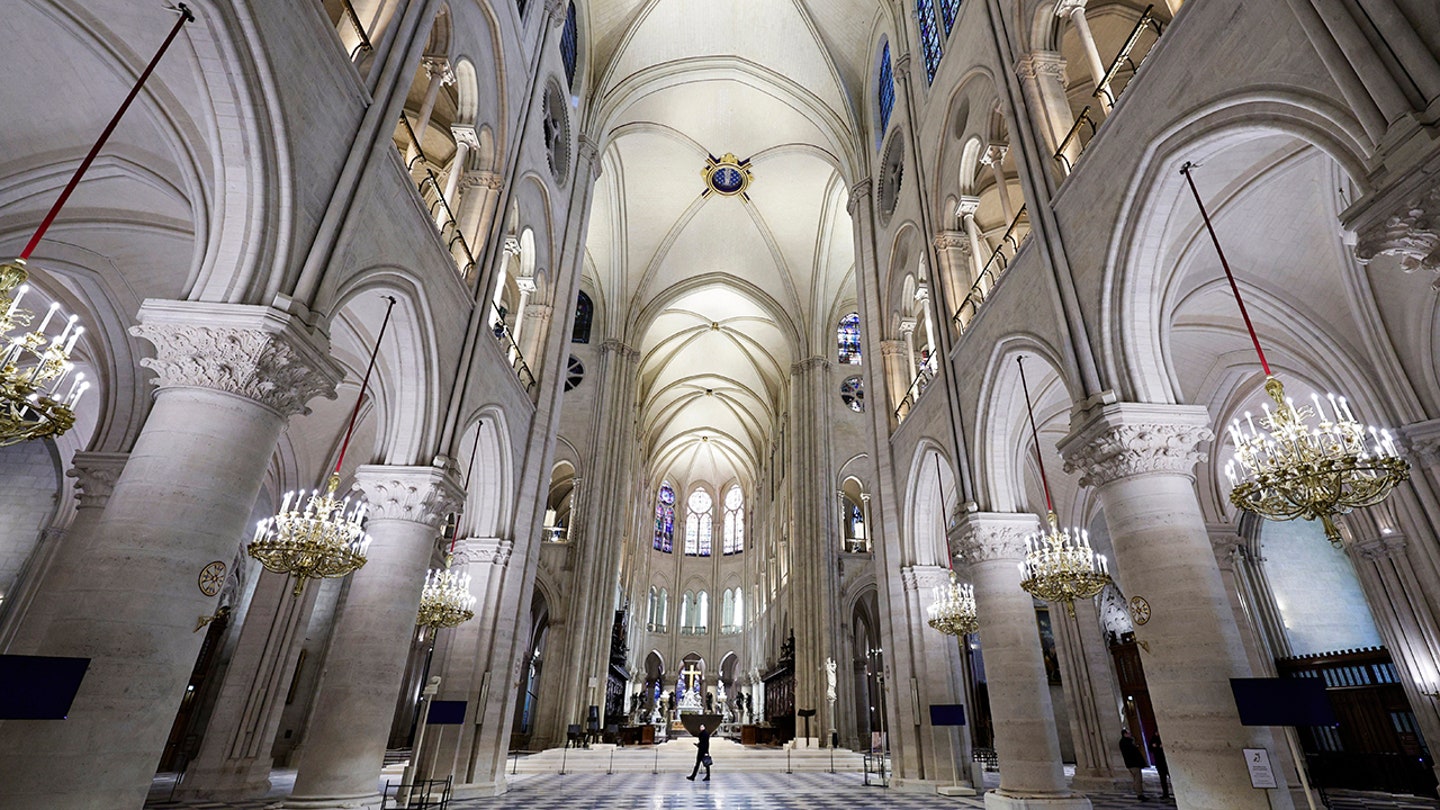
[20,6,195,261]
[1179,162,1272,377]
[1017,356,1055,514]
[334,296,397,475]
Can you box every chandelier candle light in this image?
[927,570,979,636]
[249,296,398,595]
[416,423,483,629]
[1180,162,1409,547]
[1016,356,1112,617]
[0,5,195,446]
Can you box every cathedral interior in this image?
[2,0,1440,809]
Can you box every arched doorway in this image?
[511,589,549,749]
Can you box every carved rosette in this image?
[952,512,1040,565]
[353,465,464,528]
[1059,403,1213,488]
[67,451,130,509]
[131,303,342,418]
[1353,185,1440,288]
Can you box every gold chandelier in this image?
[417,556,476,629]
[249,296,397,595]
[1,261,86,446]
[0,7,195,446]
[1015,356,1112,616]
[1181,163,1409,547]
[927,570,979,636]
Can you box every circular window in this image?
[840,376,865,412]
[877,134,904,225]
[564,355,584,391]
[542,82,571,182]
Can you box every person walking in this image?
[1119,728,1148,801]
[1149,734,1171,799]
[687,723,712,781]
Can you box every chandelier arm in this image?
[21,6,195,261]
[1179,162,1272,377]
[1016,356,1055,513]
[334,295,398,475]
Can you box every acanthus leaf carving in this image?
[1353,185,1440,288]
[353,465,464,528]
[1060,404,1212,488]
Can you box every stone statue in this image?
[825,657,837,702]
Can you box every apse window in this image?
[837,312,862,364]
[841,376,865,412]
[654,483,676,552]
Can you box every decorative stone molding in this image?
[1059,403,1212,488]
[933,230,971,254]
[1354,531,1408,562]
[1400,418,1440,467]
[898,317,918,337]
[451,124,481,151]
[545,0,568,25]
[454,537,514,568]
[792,356,830,375]
[879,339,906,358]
[913,283,930,304]
[1054,0,1089,17]
[459,170,503,192]
[131,301,342,418]
[600,338,639,360]
[1015,52,1068,84]
[503,236,523,258]
[578,135,603,178]
[353,465,464,527]
[1353,185,1440,288]
[847,178,873,213]
[66,452,129,509]
[892,54,912,84]
[981,143,1009,166]
[956,195,981,217]
[515,276,539,295]
[951,511,1040,565]
[1206,523,1246,572]
[900,564,950,592]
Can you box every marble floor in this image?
[144,767,1439,810]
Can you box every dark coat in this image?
[1119,734,1147,769]
[1149,739,1168,774]
[695,729,711,756]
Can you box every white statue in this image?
[825,657,837,702]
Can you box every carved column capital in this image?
[1059,402,1213,488]
[1054,0,1089,17]
[600,338,639,360]
[515,276,539,295]
[956,195,981,217]
[892,54,913,84]
[952,511,1040,565]
[898,317,918,337]
[1353,184,1440,288]
[451,124,481,151]
[66,451,129,509]
[1206,523,1246,571]
[422,56,455,85]
[933,229,971,253]
[1015,51,1068,85]
[1400,418,1440,467]
[453,536,514,568]
[503,236,523,258]
[353,464,464,528]
[130,301,342,418]
[879,339,907,358]
[847,179,873,214]
[900,564,951,593]
[792,356,830,375]
[460,170,504,192]
[1354,531,1408,561]
[981,143,1010,165]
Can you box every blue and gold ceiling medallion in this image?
[702,153,753,200]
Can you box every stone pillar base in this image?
[984,790,1093,810]
[452,779,508,799]
[273,792,380,810]
[1068,773,1131,794]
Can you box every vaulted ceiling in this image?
[582,0,873,489]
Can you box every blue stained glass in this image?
[713,167,744,193]
[941,0,961,36]
[837,312,862,364]
[877,43,895,147]
[917,0,942,84]
[560,2,579,90]
[654,483,675,552]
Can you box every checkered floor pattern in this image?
[144,768,1440,810]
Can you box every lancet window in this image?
[723,485,745,554]
[654,482,676,552]
[837,312,862,364]
[685,488,713,556]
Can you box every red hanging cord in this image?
[334,296,397,475]
[1179,162,1272,377]
[20,6,194,261]
[1017,356,1055,514]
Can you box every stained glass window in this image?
[560,2,579,90]
[685,488,713,556]
[837,312,862,364]
[572,291,593,343]
[653,482,675,552]
[941,0,961,36]
[723,486,745,554]
[917,0,942,85]
[841,376,865,412]
[877,42,895,147]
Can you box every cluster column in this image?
[283,464,463,809]
[0,301,341,810]
[900,565,978,790]
[1059,403,1294,810]
[954,511,1091,810]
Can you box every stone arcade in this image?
[1,1,1440,809]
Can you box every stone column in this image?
[510,276,537,349]
[439,125,478,223]
[518,302,551,369]
[899,318,919,380]
[491,237,521,320]
[409,57,455,165]
[1055,0,1114,110]
[900,565,977,790]
[1054,600,1128,791]
[981,144,1017,223]
[956,511,1090,810]
[456,170,504,271]
[1060,403,1294,810]
[915,283,936,373]
[933,230,972,315]
[283,464,462,809]
[1015,52,1079,173]
[881,339,909,418]
[174,570,320,800]
[0,451,128,651]
[0,302,341,810]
